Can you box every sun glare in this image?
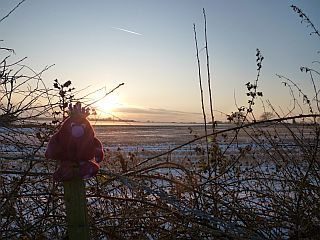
[94,95,120,115]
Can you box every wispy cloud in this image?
[111,106,201,122]
[111,27,142,36]
[113,106,199,115]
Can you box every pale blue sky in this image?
[1,0,319,122]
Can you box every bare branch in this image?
[0,0,27,23]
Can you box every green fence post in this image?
[63,166,90,240]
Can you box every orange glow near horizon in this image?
[93,94,122,117]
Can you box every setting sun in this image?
[94,94,121,115]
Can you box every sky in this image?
[1,0,319,122]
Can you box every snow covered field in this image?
[0,122,319,239]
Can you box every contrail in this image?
[111,27,142,36]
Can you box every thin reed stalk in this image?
[193,23,210,168]
[203,8,215,133]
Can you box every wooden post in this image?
[63,166,90,239]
